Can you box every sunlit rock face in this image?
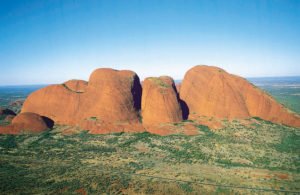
[0,112,51,134]
[141,76,183,125]
[22,68,142,128]
[180,65,300,127]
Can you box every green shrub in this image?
[217,158,248,168]
[128,162,143,171]
[275,133,299,153]
[179,183,193,193]
[183,120,193,123]
[0,135,17,149]
[89,116,98,121]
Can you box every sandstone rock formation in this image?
[63,79,87,93]
[81,68,142,123]
[80,119,145,134]
[0,112,51,134]
[12,112,50,132]
[141,76,183,125]
[12,65,299,135]
[180,65,300,127]
[22,84,81,124]
[22,68,142,129]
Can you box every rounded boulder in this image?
[12,112,50,133]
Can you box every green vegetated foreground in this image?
[0,119,299,194]
[262,86,300,115]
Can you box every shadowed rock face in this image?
[175,83,181,93]
[141,76,183,125]
[0,108,16,116]
[0,112,51,134]
[180,65,300,127]
[22,68,142,126]
[0,108,16,124]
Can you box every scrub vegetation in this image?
[0,119,299,194]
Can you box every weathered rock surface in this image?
[0,112,51,134]
[141,76,183,125]
[22,68,142,130]
[12,112,50,132]
[80,68,142,123]
[63,79,88,93]
[180,65,300,127]
[80,120,145,134]
[22,84,81,124]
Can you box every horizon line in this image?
[1,75,300,87]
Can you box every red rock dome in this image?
[180,65,300,127]
[21,84,81,124]
[22,68,142,129]
[141,76,183,125]
[0,112,51,134]
[12,112,49,132]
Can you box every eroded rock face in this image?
[63,79,88,93]
[141,76,183,125]
[180,65,300,127]
[80,120,145,134]
[21,84,81,124]
[0,112,51,134]
[22,68,142,129]
[81,68,142,123]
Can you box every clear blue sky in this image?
[0,0,299,85]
